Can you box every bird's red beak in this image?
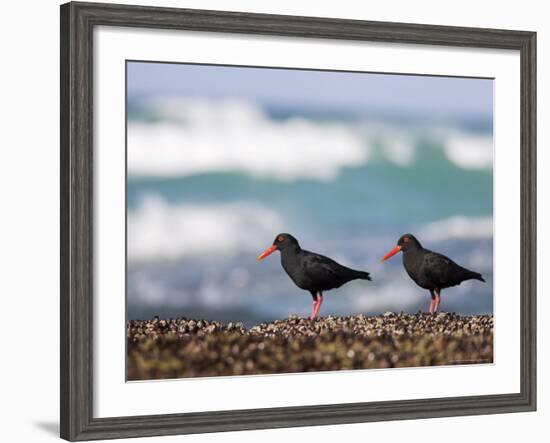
[257,244,277,261]
[381,245,402,261]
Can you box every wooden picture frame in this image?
[60,1,536,440]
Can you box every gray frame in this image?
[60,1,537,441]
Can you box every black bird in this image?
[257,233,372,319]
[381,233,485,314]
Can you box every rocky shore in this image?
[127,313,493,380]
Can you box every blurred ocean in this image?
[127,96,493,326]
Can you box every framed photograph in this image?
[60,1,536,440]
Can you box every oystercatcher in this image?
[381,233,485,314]
[257,233,372,319]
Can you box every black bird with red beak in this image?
[381,234,485,314]
[258,233,372,320]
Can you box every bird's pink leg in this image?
[309,299,318,320]
[428,290,436,314]
[313,293,324,318]
[434,289,441,312]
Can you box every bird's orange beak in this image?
[257,244,277,261]
[381,245,402,262]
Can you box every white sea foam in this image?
[444,133,493,169]
[128,98,493,180]
[128,98,369,181]
[419,216,493,242]
[349,280,420,313]
[128,195,284,262]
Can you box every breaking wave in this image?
[127,98,493,181]
[418,216,493,243]
[444,134,493,169]
[128,98,368,181]
[128,195,285,262]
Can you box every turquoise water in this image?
[127,98,493,325]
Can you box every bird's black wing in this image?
[300,251,361,290]
[422,250,473,288]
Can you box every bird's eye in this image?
[277,236,284,242]
[403,237,409,243]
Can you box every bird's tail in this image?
[353,270,372,281]
[468,270,485,282]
